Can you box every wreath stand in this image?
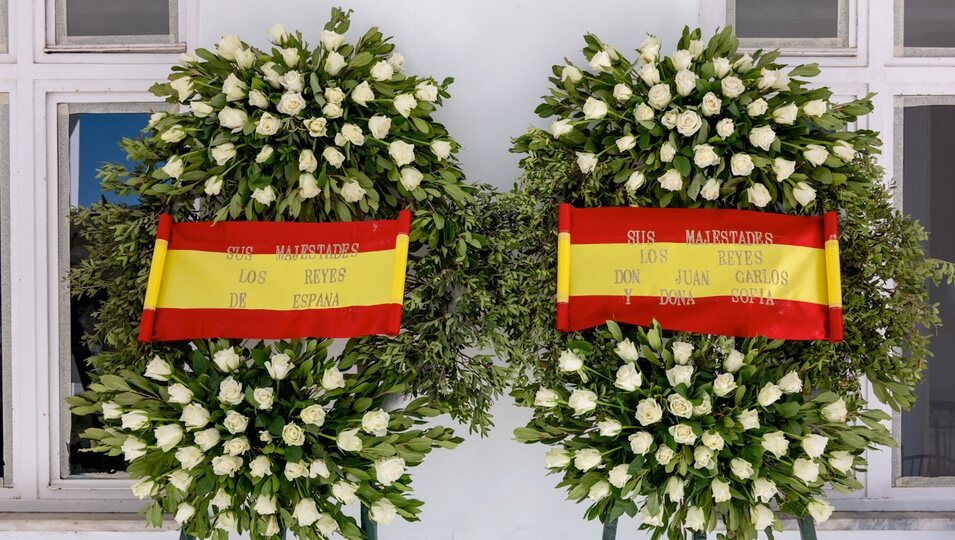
[601,516,817,539]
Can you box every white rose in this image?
[387,52,406,71]
[310,459,330,478]
[204,176,223,196]
[576,152,598,174]
[193,428,220,452]
[268,22,289,43]
[659,141,676,163]
[675,69,698,96]
[281,70,304,92]
[589,50,612,72]
[721,76,745,98]
[713,372,737,397]
[822,398,848,422]
[214,512,236,531]
[754,477,778,502]
[610,339,638,363]
[713,57,731,78]
[320,29,345,51]
[642,507,664,527]
[170,77,194,102]
[655,445,675,465]
[804,99,829,117]
[634,104,654,125]
[298,149,318,172]
[249,455,272,478]
[693,144,719,169]
[661,109,678,129]
[808,498,835,524]
[218,376,243,405]
[701,178,721,201]
[637,63,660,86]
[567,389,598,416]
[324,51,346,76]
[168,469,192,491]
[375,456,406,486]
[336,428,363,452]
[191,102,213,118]
[757,382,784,406]
[255,145,274,163]
[282,422,306,446]
[688,39,705,58]
[597,419,622,437]
[253,494,277,516]
[362,410,391,436]
[369,500,397,525]
[671,49,693,70]
[671,341,694,364]
[778,371,803,393]
[748,183,772,208]
[263,353,291,380]
[298,173,319,199]
[758,68,780,90]
[400,167,424,191]
[332,481,359,504]
[701,430,724,451]
[738,409,760,430]
[793,182,817,206]
[700,92,722,117]
[716,118,735,139]
[635,398,663,426]
[735,53,754,70]
[368,115,392,139]
[639,36,661,63]
[693,395,713,416]
[319,367,345,391]
[573,448,602,471]
[550,119,572,138]
[829,450,854,473]
[255,112,281,136]
[628,431,653,455]
[160,125,186,143]
[180,404,210,430]
[616,135,636,153]
[561,65,583,83]
[712,478,731,503]
[557,350,583,372]
[323,146,346,168]
[211,488,232,510]
[761,431,790,458]
[669,423,697,445]
[752,504,776,530]
[277,92,306,116]
[147,111,166,129]
[582,97,608,120]
[131,478,156,499]
[371,60,395,82]
[693,445,715,469]
[731,457,754,479]
[253,387,274,410]
[293,499,321,527]
[166,383,193,405]
[666,476,685,502]
[145,356,172,381]
[278,47,299,67]
[625,171,646,193]
[804,144,830,166]
[211,142,237,166]
[658,169,683,191]
[389,140,415,166]
[668,394,693,419]
[211,454,242,477]
[348,81,375,107]
[341,181,366,203]
[747,98,768,117]
[608,464,632,489]
[666,364,694,387]
[544,447,571,468]
[534,388,559,407]
[176,445,205,469]
[394,93,418,117]
[774,103,799,125]
[415,81,439,102]
[648,83,672,110]
[749,125,776,151]
[431,140,453,160]
[613,84,633,103]
[724,350,745,372]
[834,140,856,162]
[685,507,705,532]
[235,47,256,70]
[676,110,703,137]
[802,434,830,458]
[122,436,147,461]
[293,403,325,428]
[121,410,149,430]
[793,457,821,484]
[154,424,184,452]
[222,74,247,101]
[216,34,242,60]
[223,411,248,434]
[730,154,755,176]
[162,156,184,179]
[772,157,796,181]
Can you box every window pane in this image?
[65,0,170,37]
[900,105,955,478]
[66,112,147,475]
[903,0,955,48]
[735,0,840,39]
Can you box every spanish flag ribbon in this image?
[138,211,411,342]
[556,204,843,342]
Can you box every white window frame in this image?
[0,92,12,487]
[47,0,184,54]
[894,0,955,58]
[727,0,851,50]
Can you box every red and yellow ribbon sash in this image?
[138,211,411,342]
[556,204,843,341]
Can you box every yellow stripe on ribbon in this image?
[143,238,169,310]
[568,242,828,305]
[557,231,571,303]
[824,238,842,309]
[390,233,410,304]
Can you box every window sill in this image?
[0,513,173,532]
[782,511,955,531]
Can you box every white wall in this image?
[197,2,701,538]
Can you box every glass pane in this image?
[735,0,839,39]
[66,112,147,475]
[904,0,955,48]
[65,0,170,37]
[900,105,955,477]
